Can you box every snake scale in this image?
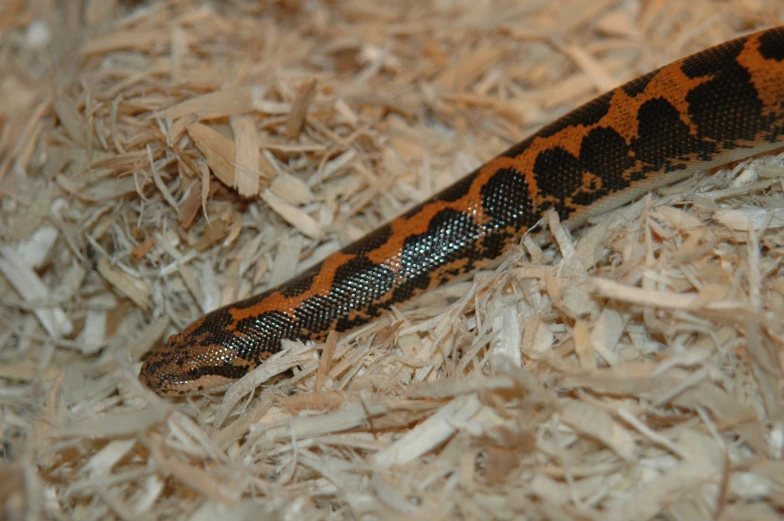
[140,27,784,396]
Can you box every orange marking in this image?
[738,33,784,113]
[226,251,359,323]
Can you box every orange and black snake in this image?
[139,26,784,396]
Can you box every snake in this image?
[139,27,784,396]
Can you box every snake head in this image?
[138,296,297,396]
[138,325,253,396]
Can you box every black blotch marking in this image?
[476,229,516,261]
[686,66,763,145]
[233,310,300,360]
[536,91,614,139]
[291,259,396,336]
[580,127,635,179]
[388,280,421,306]
[621,68,659,97]
[501,91,614,161]
[342,223,393,255]
[140,357,166,375]
[334,309,379,334]
[277,265,320,298]
[305,258,396,331]
[331,256,396,302]
[430,171,478,202]
[572,126,635,203]
[680,38,745,79]
[500,137,532,161]
[187,363,249,382]
[532,148,583,217]
[389,209,482,303]
[677,35,769,146]
[481,167,533,229]
[758,28,784,62]
[295,294,345,335]
[633,97,717,168]
[230,291,273,311]
[203,309,233,329]
[474,168,532,258]
[398,171,478,222]
[182,308,233,340]
[401,209,481,276]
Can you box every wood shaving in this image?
[2,1,784,520]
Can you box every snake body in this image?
[140,27,784,396]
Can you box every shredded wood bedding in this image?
[2,1,784,520]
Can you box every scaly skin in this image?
[140,27,784,396]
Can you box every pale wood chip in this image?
[260,190,322,239]
[230,114,261,196]
[0,245,74,337]
[96,256,152,311]
[714,207,784,231]
[373,395,483,467]
[560,399,637,461]
[187,122,235,187]
[156,87,259,121]
[286,78,318,140]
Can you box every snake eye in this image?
[185,359,203,375]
